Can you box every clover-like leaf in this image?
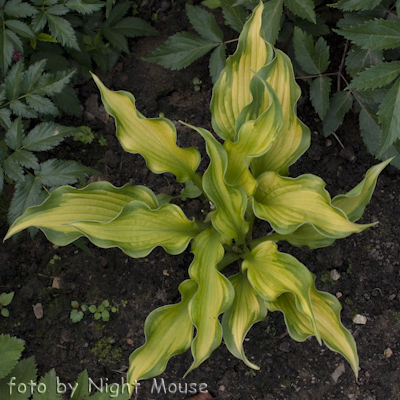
[0,292,14,307]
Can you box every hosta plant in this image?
[5,2,389,392]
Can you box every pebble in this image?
[52,277,61,289]
[331,363,345,383]
[353,314,367,324]
[33,303,43,319]
[385,348,393,358]
[330,269,341,281]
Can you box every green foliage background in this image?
[0,0,158,227]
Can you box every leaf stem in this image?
[337,40,349,92]
[295,72,337,80]
[216,251,240,271]
[223,38,239,45]
[191,172,205,197]
[245,199,255,242]
[247,234,276,250]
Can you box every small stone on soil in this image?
[384,348,393,358]
[33,303,43,319]
[52,277,61,289]
[330,269,341,281]
[331,362,345,383]
[352,314,367,324]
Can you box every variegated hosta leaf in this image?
[264,159,390,248]
[234,63,276,130]
[224,78,283,195]
[5,182,159,245]
[210,2,274,142]
[251,50,311,176]
[183,123,249,244]
[92,74,201,183]
[222,270,267,369]
[332,158,392,222]
[68,202,203,258]
[267,225,336,249]
[253,172,375,238]
[267,284,359,376]
[242,241,320,342]
[128,279,198,386]
[186,228,234,375]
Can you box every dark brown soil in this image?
[1,2,400,400]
